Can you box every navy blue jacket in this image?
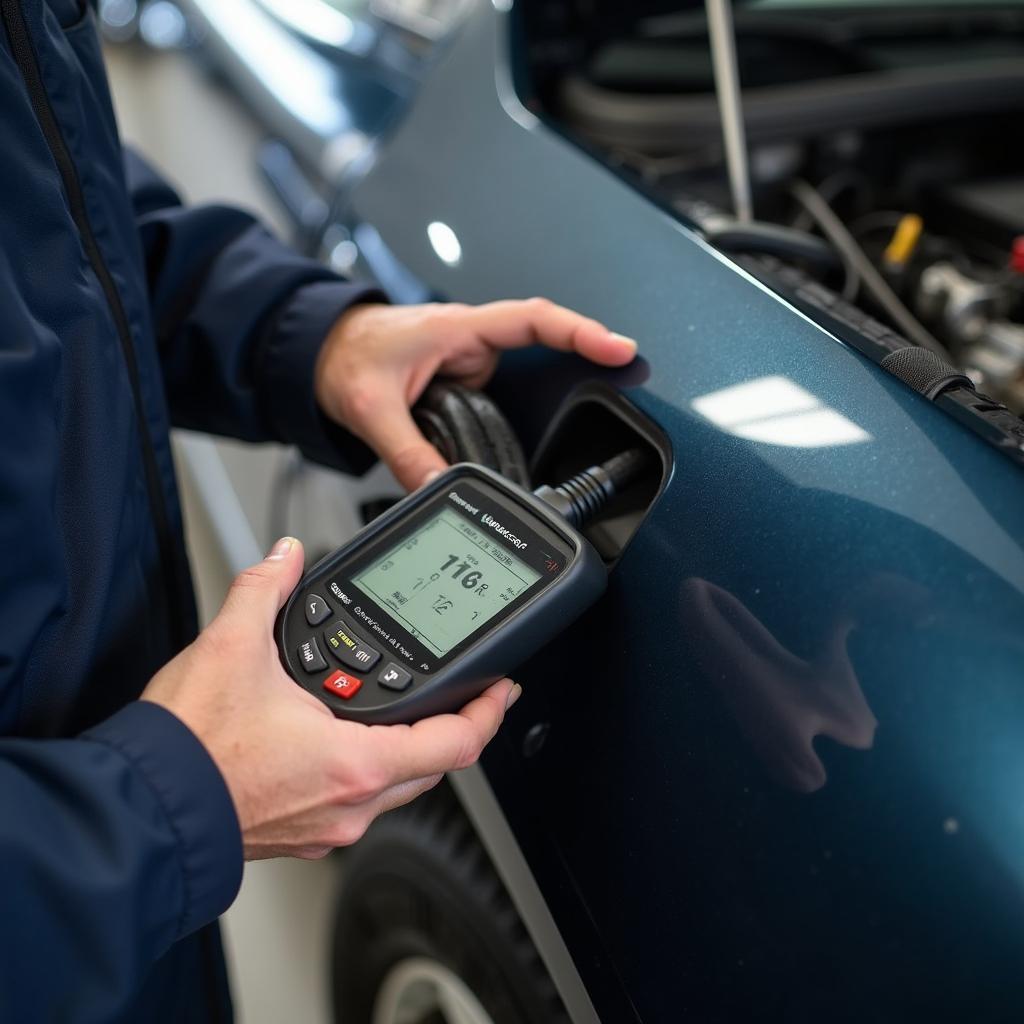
[0,1,381,1019]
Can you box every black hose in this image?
[704,218,841,271]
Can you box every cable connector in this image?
[533,449,649,529]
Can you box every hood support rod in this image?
[706,0,753,223]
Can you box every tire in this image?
[331,784,570,1024]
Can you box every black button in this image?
[378,662,412,692]
[305,594,332,626]
[323,620,381,673]
[345,643,381,672]
[297,637,327,673]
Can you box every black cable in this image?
[534,448,649,529]
[789,179,953,359]
[789,171,876,300]
[789,168,872,233]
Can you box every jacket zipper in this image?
[1,0,186,649]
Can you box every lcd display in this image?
[353,506,542,657]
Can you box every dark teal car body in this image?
[178,1,1024,1018]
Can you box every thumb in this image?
[362,401,447,491]
[219,536,306,630]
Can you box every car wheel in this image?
[331,785,569,1024]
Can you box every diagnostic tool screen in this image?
[353,506,541,657]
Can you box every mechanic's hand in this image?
[141,537,519,860]
[314,299,638,491]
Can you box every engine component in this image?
[967,320,1024,405]
[916,261,1024,402]
[916,261,1002,345]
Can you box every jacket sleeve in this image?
[0,701,242,1023]
[125,147,385,470]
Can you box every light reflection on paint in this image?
[427,221,462,266]
[692,375,870,448]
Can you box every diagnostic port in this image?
[530,383,672,563]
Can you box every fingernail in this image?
[422,469,443,486]
[505,683,523,710]
[266,536,295,560]
[609,331,638,352]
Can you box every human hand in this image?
[141,537,519,860]
[314,298,638,491]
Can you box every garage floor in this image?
[105,40,338,1024]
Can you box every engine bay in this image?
[518,1,1024,453]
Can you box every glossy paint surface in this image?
[348,5,1024,1019]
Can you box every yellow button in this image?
[326,624,357,650]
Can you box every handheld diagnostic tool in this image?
[275,463,611,724]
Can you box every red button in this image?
[323,670,362,700]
